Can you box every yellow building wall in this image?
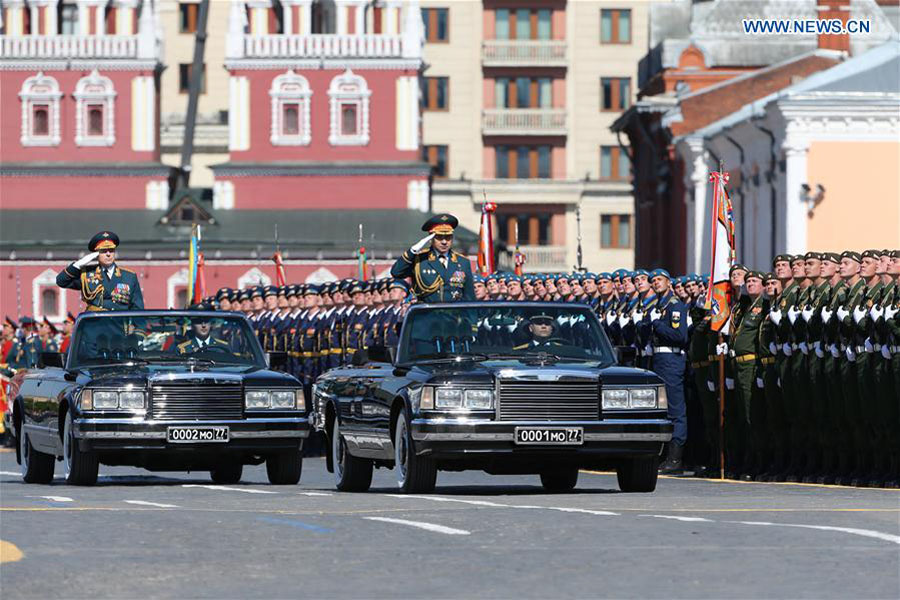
[806,140,900,251]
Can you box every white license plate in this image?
[167,426,229,443]
[514,427,584,446]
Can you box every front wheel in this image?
[331,419,373,492]
[210,461,243,484]
[266,450,303,485]
[617,455,659,493]
[540,468,579,493]
[63,411,99,486]
[20,427,54,484]
[394,410,436,493]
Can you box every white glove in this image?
[686,315,693,328]
[782,343,793,357]
[814,341,824,358]
[410,233,435,254]
[706,380,715,392]
[881,345,892,359]
[769,342,777,355]
[788,306,799,324]
[618,315,631,328]
[715,342,729,356]
[801,307,814,322]
[73,251,99,269]
[845,346,857,361]
[798,342,809,355]
[725,377,735,390]
[864,338,874,353]
[870,305,884,320]
[650,309,662,322]
[643,344,652,356]
[886,305,898,320]
[836,306,850,321]
[605,312,616,326]
[853,306,867,324]
[769,309,782,325]
[820,307,833,322]
[633,311,644,322]
[755,377,764,389]
[829,344,840,358]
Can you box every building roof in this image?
[0,209,483,260]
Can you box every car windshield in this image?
[397,304,615,365]
[69,313,265,368]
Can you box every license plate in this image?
[167,426,229,444]
[514,427,583,446]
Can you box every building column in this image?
[281,0,311,35]
[782,134,810,255]
[113,0,139,35]
[683,137,709,274]
[226,0,248,59]
[77,0,107,35]
[382,0,401,34]
[4,0,27,35]
[246,0,273,34]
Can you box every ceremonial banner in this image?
[478,202,496,275]
[513,221,526,276]
[186,224,206,306]
[272,250,287,287]
[705,169,735,333]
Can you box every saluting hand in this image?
[410,233,435,254]
[73,251,100,269]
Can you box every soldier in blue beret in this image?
[391,213,475,303]
[56,231,144,312]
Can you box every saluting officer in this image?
[391,214,475,303]
[57,231,144,311]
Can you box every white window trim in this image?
[269,69,313,146]
[304,267,337,284]
[33,268,66,322]
[328,68,371,146]
[237,268,272,289]
[74,69,117,147]
[19,71,62,147]
[167,268,189,309]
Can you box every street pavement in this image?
[1,448,898,599]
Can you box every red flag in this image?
[478,202,497,275]
[272,250,287,287]
[192,252,206,304]
[705,170,735,333]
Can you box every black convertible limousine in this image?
[313,302,673,494]
[12,311,309,486]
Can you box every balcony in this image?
[0,35,141,59]
[482,40,567,67]
[239,34,405,59]
[497,245,568,273]
[482,108,567,136]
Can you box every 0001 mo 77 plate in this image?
[167,426,229,443]
[514,427,583,446]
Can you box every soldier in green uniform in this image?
[759,273,785,480]
[766,254,797,479]
[688,309,719,477]
[56,231,144,312]
[815,252,846,484]
[882,250,900,486]
[391,214,475,303]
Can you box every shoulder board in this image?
[213,338,227,345]
[177,340,191,350]
[119,267,135,274]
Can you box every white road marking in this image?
[124,500,179,508]
[0,471,22,477]
[297,492,332,497]
[640,514,713,523]
[732,521,900,545]
[364,516,471,536]
[386,495,619,516]
[28,495,73,503]
[182,485,277,495]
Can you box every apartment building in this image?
[421,0,650,273]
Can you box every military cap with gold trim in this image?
[421,213,459,235]
[88,231,119,252]
[821,252,841,263]
[803,251,822,260]
[745,270,765,282]
[4,316,17,329]
[861,249,880,260]
[891,250,900,259]
[840,250,861,263]
[772,254,792,267]
[729,263,747,275]
[764,272,778,283]
[43,317,58,335]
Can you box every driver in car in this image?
[513,313,565,350]
[176,315,229,354]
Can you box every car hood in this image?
[412,360,662,387]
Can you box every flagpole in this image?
[714,160,726,479]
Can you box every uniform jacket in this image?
[57,263,144,311]
[391,248,475,303]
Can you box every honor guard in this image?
[391,214,475,303]
[59,312,76,354]
[56,231,144,312]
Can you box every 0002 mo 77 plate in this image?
[167,426,229,443]
[514,427,583,445]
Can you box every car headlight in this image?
[601,388,629,410]
[270,390,295,409]
[93,391,119,410]
[434,388,463,409]
[80,389,93,410]
[464,389,493,410]
[630,388,657,409]
[245,390,271,409]
[602,388,659,410]
[119,391,145,410]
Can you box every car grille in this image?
[149,383,244,420]
[497,380,599,421]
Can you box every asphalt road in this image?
[1,449,898,599]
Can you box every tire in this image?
[62,411,99,486]
[617,455,659,493]
[20,426,55,484]
[394,410,436,494]
[210,461,243,484]
[331,419,373,492]
[266,450,303,485]
[540,467,579,493]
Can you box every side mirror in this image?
[615,346,637,366]
[267,351,288,370]
[38,352,65,369]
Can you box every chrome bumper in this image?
[74,417,309,440]
[410,418,672,443]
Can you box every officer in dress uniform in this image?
[391,214,475,303]
[176,309,229,354]
[56,231,144,311]
[59,313,76,354]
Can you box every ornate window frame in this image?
[269,69,313,146]
[328,68,371,146]
[74,69,117,147]
[33,268,66,321]
[19,72,62,147]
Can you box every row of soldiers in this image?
[1,313,76,372]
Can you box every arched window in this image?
[32,269,66,320]
[19,72,62,147]
[74,69,116,146]
[42,288,59,317]
[269,70,312,146]
[328,69,371,146]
